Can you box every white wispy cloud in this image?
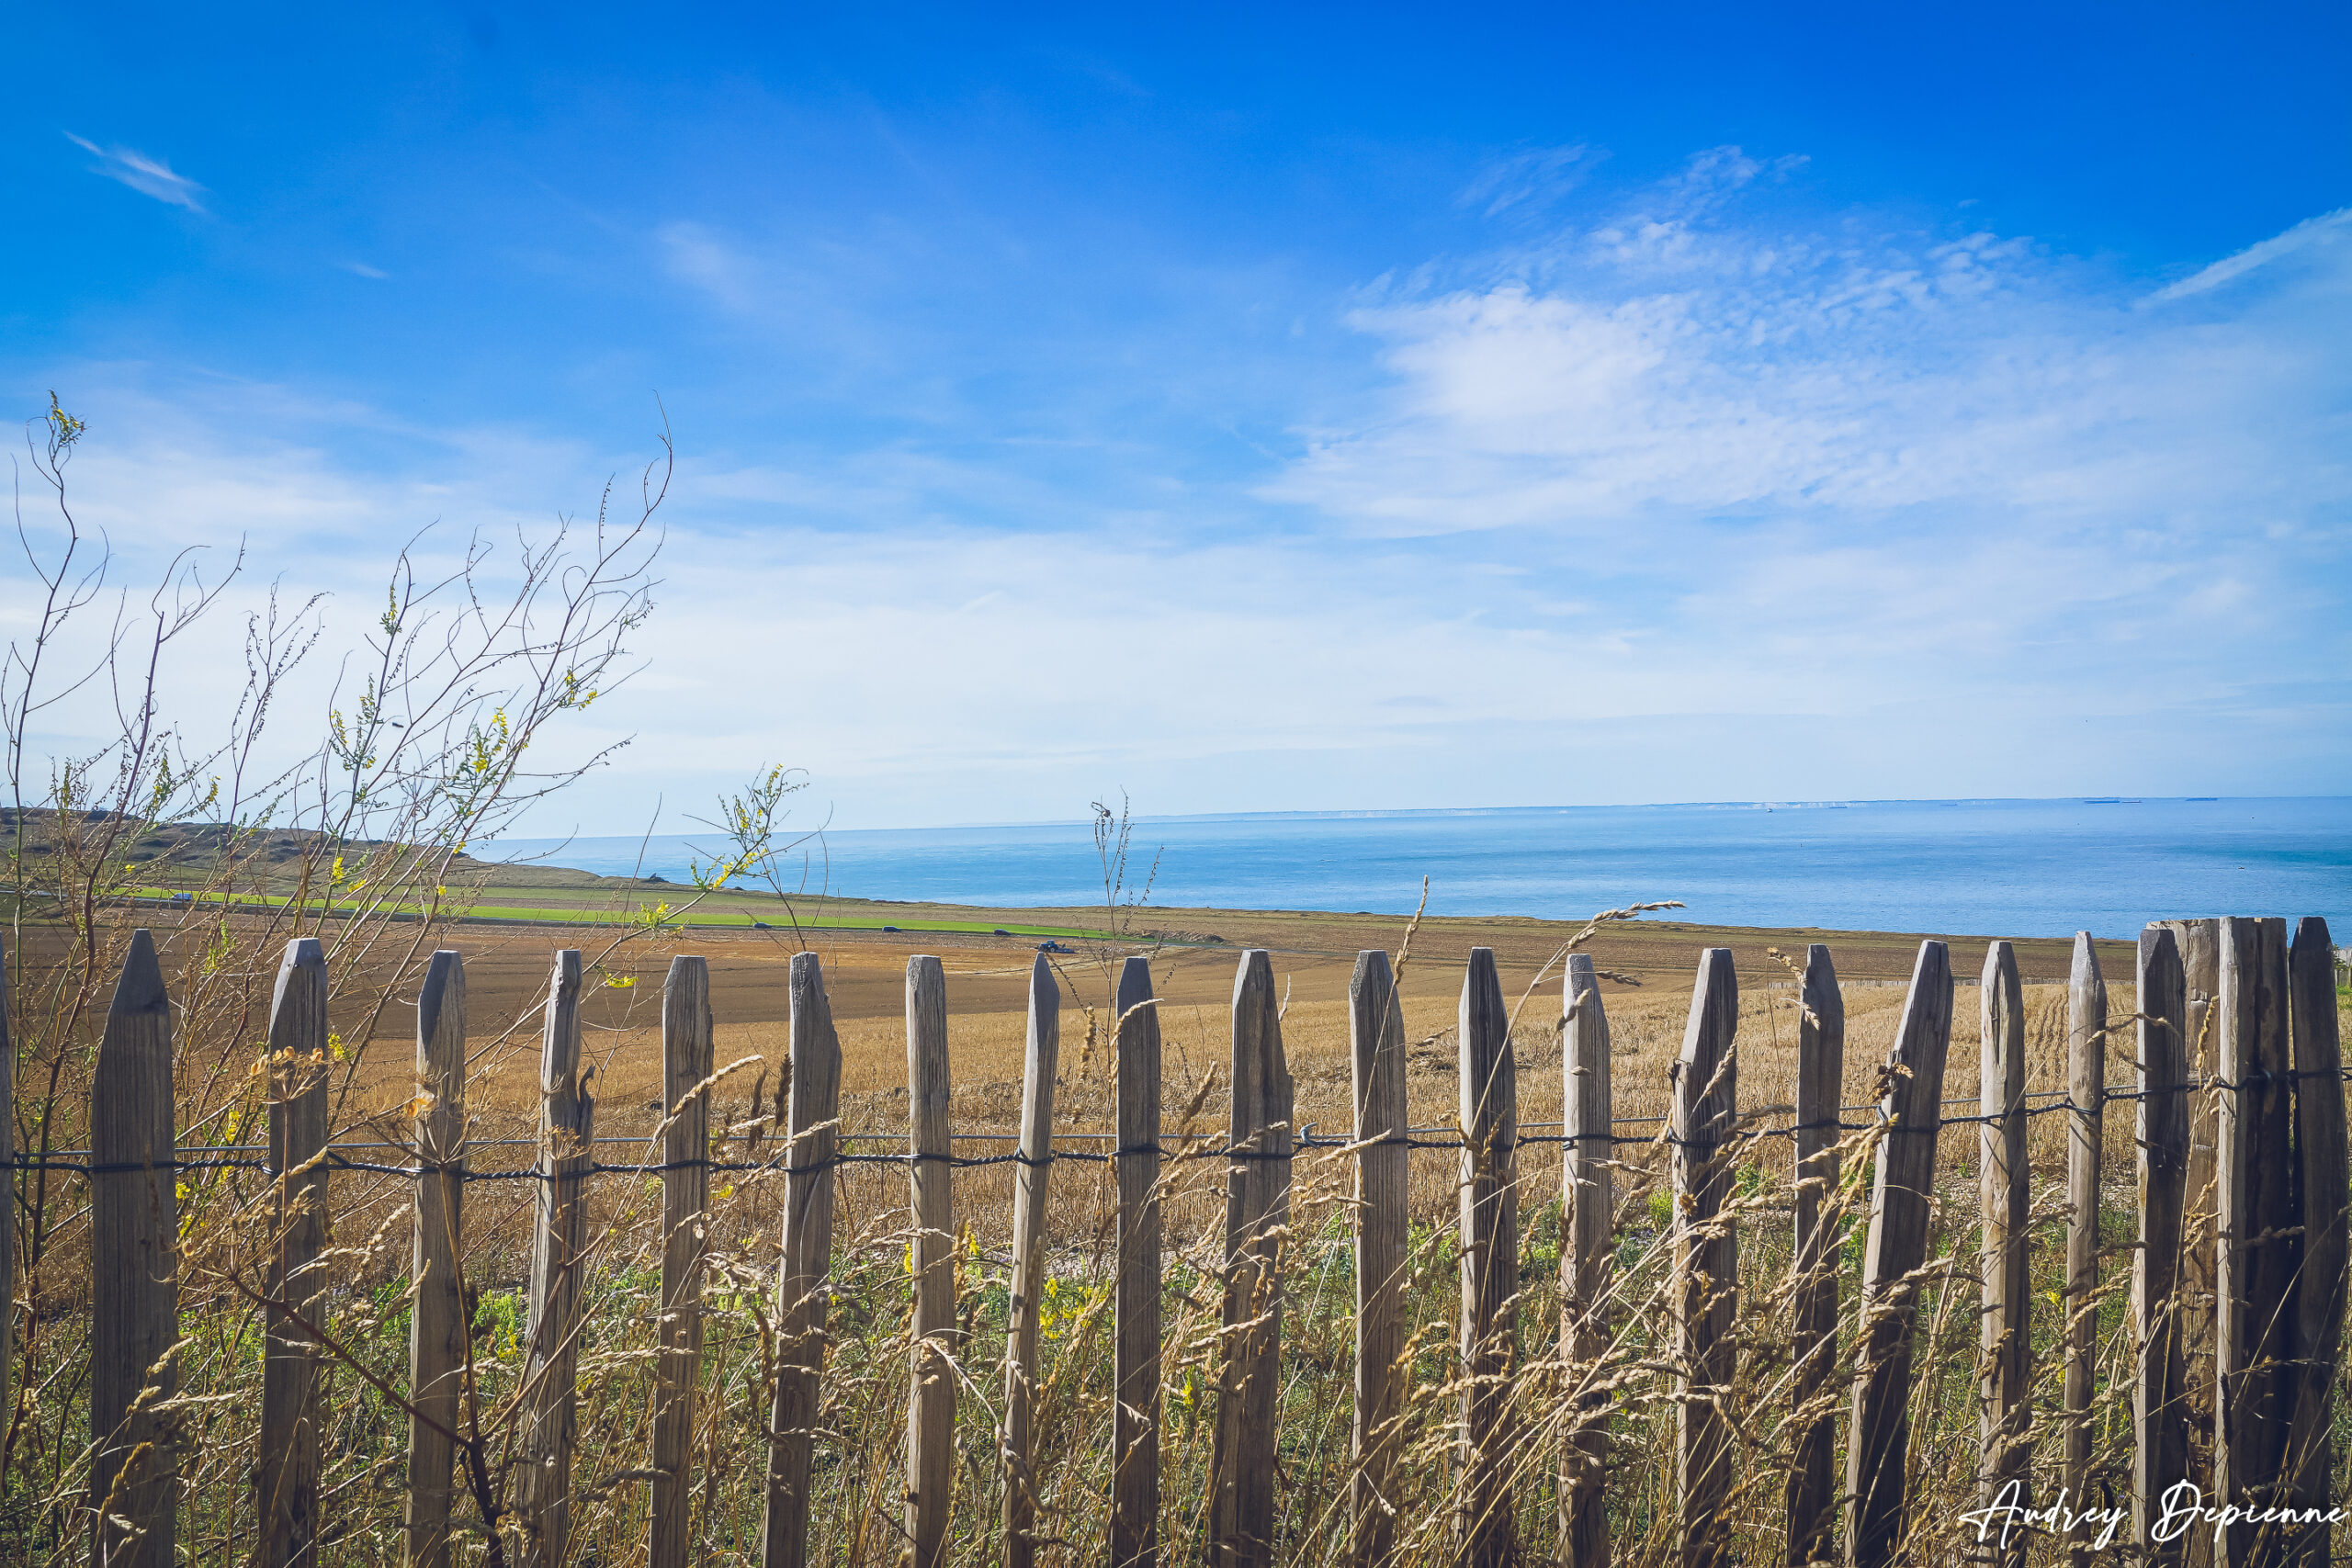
[2144,206,2352,302]
[1459,144,1599,218]
[1269,169,2346,547]
[343,262,390,279]
[63,132,206,211]
[658,221,754,310]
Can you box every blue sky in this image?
[6,4,2348,832]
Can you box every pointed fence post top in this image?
[419,949,464,1041]
[95,931,174,1156]
[1230,950,1290,1151]
[666,951,711,1026]
[665,955,711,1056]
[2067,935,2108,1126]
[1028,951,1057,1014]
[269,937,327,1032]
[1673,948,1738,1157]
[1350,950,1405,1151]
[1458,947,1510,1126]
[1883,941,1955,1115]
[1116,954,1154,1016]
[2070,931,2105,990]
[1563,952,1612,1128]
[906,958,949,1119]
[547,948,582,1011]
[107,928,167,1020]
[1462,945,1500,1002]
[1459,947,1506,1046]
[1565,952,1608,1039]
[1114,954,1160,1151]
[1676,949,1738,1130]
[1982,938,2020,995]
[2137,928,2183,1073]
[1801,944,1841,1028]
[1901,938,1953,1016]
[905,954,947,1025]
[788,950,841,1091]
[1232,946,1276,1010]
[1679,948,1737,1062]
[541,950,585,1092]
[1349,950,1399,1035]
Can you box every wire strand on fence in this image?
[15,1065,2346,1179]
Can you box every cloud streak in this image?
[1459,144,1599,218]
[2144,206,2352,301]
[1272,158,2349,557]
[63,132,206,211]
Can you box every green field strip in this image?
[113,885,1118,941]
[461,904,1114,938]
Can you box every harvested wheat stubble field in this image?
[324,903,2121,1106]
[195,904,2141,1276]
[16,902,2139,1280]
[242,915,2106,1164]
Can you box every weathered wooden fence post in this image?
[1114,955,1163,1568]
[653,956,712,1568]
[2064,931,2107,1552]
[1978,940,2030,1557]
[2285,917,2345,1565]
[2166,915,2222,1510]
[1844,940,1954,1568]
[1562,952,1615,1568]
[906,956,956,1568]
[762,952,843,1568]
[91,930,177,1568]
[1349,950,1408,1568]
[1675,947,1738,1568]
[518,950,592,1568]
[1457,947,1518,1568]
[259,937,329,1568]
[408,950,468,1568]
[1211,950,1294,1567]
[1787,944,1843,1568]
[1005,953,1061,1568]
[2215,917,2293,1568]
[2136,925,2189,1559]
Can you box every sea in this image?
[490,796,2352,942]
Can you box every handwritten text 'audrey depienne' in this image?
[1960,1482,2347,1551]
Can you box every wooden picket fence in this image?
[28,914,2350,1568]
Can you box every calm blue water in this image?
[492,797,2352,940]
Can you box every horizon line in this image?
[492,793,2346,844]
